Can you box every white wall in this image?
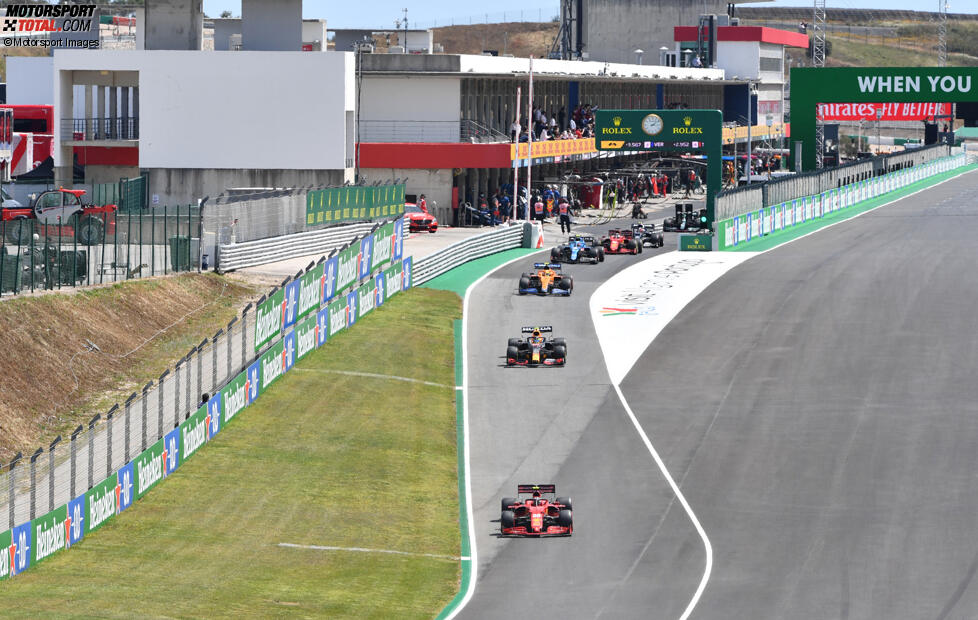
[360,75,460,123]
[6,57,54,105]
[302,20,327,46]
[53,50,354,170]
[716,41,760,80]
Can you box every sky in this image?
[202,1,978,29]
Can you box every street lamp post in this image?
[876,107,883,155]
[746,81,756,185]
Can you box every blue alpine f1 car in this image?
[550,235,605,264]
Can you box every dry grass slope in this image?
[433,22,559,57]
[0,274,256,462]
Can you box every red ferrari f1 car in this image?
[601,228,643,255]
[500,484,573,536]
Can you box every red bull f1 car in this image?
[505,326,567,366]
[601,228,643,255]
[518,263,573,296]
[500,484,573,536]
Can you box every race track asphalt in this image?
[460,223,703,619]
[460,168,978,619]
[619,167,978,619]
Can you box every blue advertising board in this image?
[117,461,134,513]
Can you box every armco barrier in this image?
[718,153,967,250]
[216,221,378,272]
[0,216,414,579]
[412,223,527,286]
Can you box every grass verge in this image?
[0,287,463,619]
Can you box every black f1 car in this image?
[518,263,573,296]
[551,235,604,264]
[500,484,573,536]
[505,326,567,366]
[663,203,708,233]
[631,222,664,248]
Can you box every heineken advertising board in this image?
[594,109,721,235]
[791,67,977,170]
[306,184,405,226]
[254,287,286,352]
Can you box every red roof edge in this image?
[674,26,809,49]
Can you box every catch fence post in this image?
[158,370,169,441]
[70,425,83,499]
[106,405,118,476]
[29,447,42,520]
[88,414,100,490]
[142,382,152,451]
[48,436,61,514]
[8,453,21,530]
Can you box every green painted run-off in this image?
[421,247,541,296]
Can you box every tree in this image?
[220,10,233,18]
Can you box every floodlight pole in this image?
[876,107,883,155]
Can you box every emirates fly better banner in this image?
[816,102,951,121]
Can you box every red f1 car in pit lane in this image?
[500,484,573,536]
[600,228,643,255]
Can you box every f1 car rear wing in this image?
[517,484,557,495]
[533,263,561,270]
[521,326,553,333]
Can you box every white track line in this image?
[277,542,465,561]
[610,383,713,620]
[292,368,451,388]
[444,247,547,620]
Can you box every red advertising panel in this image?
[817,102,950,122]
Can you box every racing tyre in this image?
[507,338,520,347]
[4,219,32,245]
[558,509,573,528]
[655,233,663,247]
[553,345,567,362]
[501,497,517,512]
[636,242,643,254]
[552,338,567,349]
[557,278,571,293]
[556,496,573,511]
[598,248,605,262]
[562,247,573,261]
[551,249,560,262]
[77,216,104,246]
[501,510,516,530]
[506,345,519,364]
[518,277,530,293]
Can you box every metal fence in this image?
[216,221,377,272]
[412,222,528,285]
[0,203,200,297]
[716,144,951,221]
[61,117,139,141]
[0,300,256,530]
[0,216,418,534]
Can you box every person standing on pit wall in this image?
[558,197,571,234]
[419,194,427,213]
